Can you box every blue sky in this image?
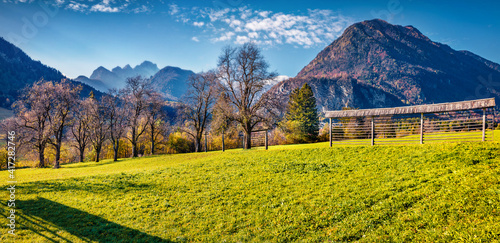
[1,0,499,79]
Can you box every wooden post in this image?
[265,130,268,150]
[222,132,225,152]
[371,117,374,146]
[482,108,486,142]
[420,113,424,144]
[493,109,495,141]
[205,132,208,152]
[329,118,332,147]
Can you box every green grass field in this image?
[1,133,500,242]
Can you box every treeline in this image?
[1,43,326,168]
[0,76,167,168]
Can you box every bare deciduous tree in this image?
[13,81,55,167]
[122,76,151,157]
[103,89,127,161]
[70,99,91,162]
[85,97,107,162]
[145,92,166,155]
[180,71,218,152]
[48,80,81,168]
[216,43,278,149]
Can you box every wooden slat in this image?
[325,98,495,118]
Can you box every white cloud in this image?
[235,35,250,44]
[169,3,179,15]
[66,2,88,12]
[207,8,230,22]
[213,32,235,42]
[11,0,153,13]
[230,19,242,27]
[193,21,205,27]
[169,6,352,48]
[258,10,271,18]
[90,3,119,13]
[191,37,200,42]
[248,32,259,39]
[132,5,150,14]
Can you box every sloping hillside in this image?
[2,140,499,242]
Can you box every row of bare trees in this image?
[3,43,282,168]
[8,76,166,168]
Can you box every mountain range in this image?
[75,61,160,92]
[76,62,200,101]
[1,18,500,116]
[269,19,500,111]
[0,37,101,108]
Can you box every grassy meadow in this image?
[1,132,500,242]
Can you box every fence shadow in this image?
[17,197,172,242]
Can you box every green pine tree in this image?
[284,83,319,143]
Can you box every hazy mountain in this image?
[74,75,109,92]
[0,36,102,109]
[89,66,120,85]
[79,61,160,92]
[150,66,195,101]
[269,19,500,111]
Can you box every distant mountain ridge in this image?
[269,19,500,111]
[150,66,195,101]
[77,61,160,92]
[0,36,102,109]
[77,62,198,101]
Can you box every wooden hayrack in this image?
[324,98,496,146]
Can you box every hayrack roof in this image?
[324,98,495,118]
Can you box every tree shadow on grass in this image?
[17,197,172,242]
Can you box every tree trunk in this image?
[132,141,138,157]
[79,147,85,162]
[150,126,155,155]
[113,140,119,161]
[198,134,204,152]
[131,128,138,157]
[54,142,61,169]
[194,139,200,152]
[38,146,45,168]
[95,147,101,162]
[245,130,252,149]
[151,137,155,155]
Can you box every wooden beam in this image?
[420,113,424,145]
[329,118,332,147]
[493,109,495,141]
[371,117,374,146]
[265,130,268,150]
[483,108,486,142]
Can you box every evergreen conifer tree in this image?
[284,83,319,142]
